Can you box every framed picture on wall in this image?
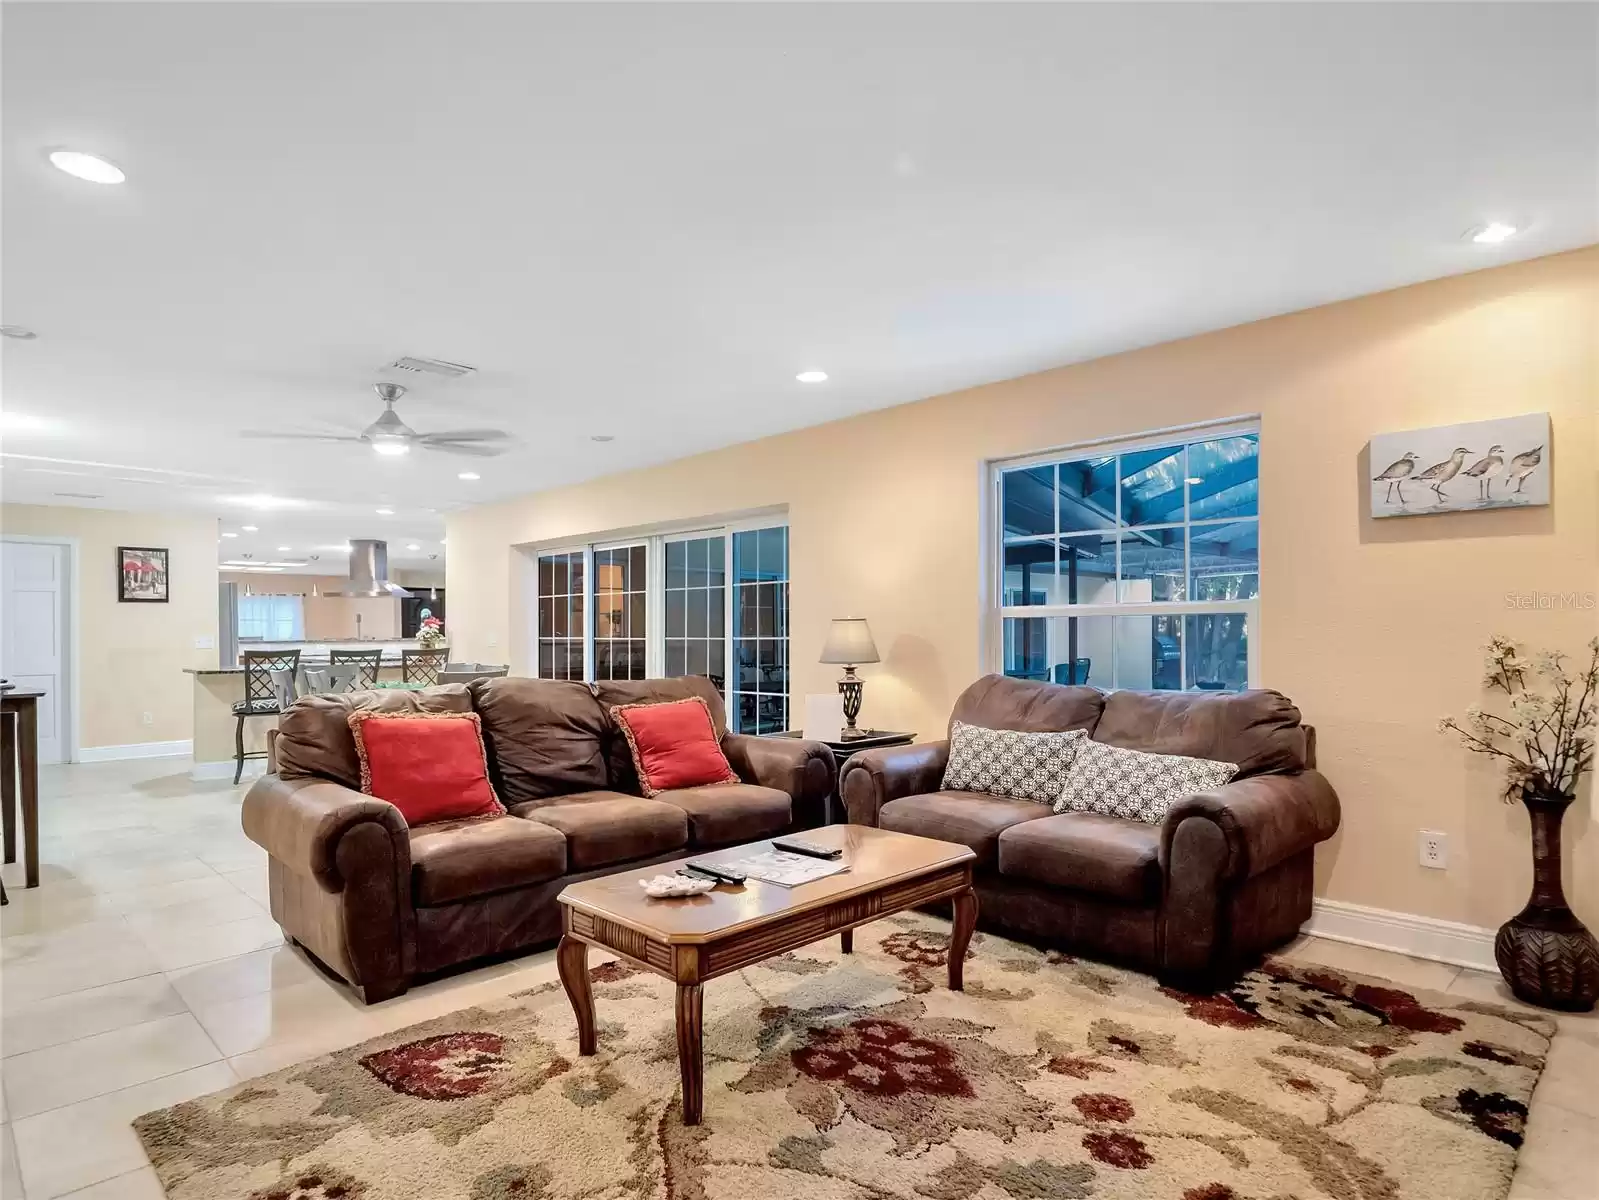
[118,546,170,602]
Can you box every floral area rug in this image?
[134,914,1554,1200]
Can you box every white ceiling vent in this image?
[386,356,475,379]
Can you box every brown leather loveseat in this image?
[840,675,1339,986]
[242,676,835,1001]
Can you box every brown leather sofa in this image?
[242,676,835,1002]
[840,675,1339,986]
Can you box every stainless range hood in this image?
[324,539,414,598]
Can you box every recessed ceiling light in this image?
[276,545,292,552]
[590,434,615,443]
[48,149,125,184]
[406,543,421,551]
[221,531,238,538]
[241,525,259,532]
[796,370,829,383]
[372,440,410,457]
[1469,222,1518,245]
[457,471,480,481]
[375,507,394,515]
[0,325,37,340]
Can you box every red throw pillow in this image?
[611,697,739,796]
[347,711,505,826]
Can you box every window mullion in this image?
[582,545,596,684]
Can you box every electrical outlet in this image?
[1419,830,1448,870]
[194,634,215,650]
[141,711,154,727]
[486,634,500,648]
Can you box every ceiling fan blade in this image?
[417,429,511,444]
[239,431,367,443]
[417,440,505,458]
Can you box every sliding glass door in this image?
[534,521,788,732]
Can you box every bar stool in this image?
[234,649,301,784]
[402,648,448,685]
[330,648,383,689]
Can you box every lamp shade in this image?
[819,618,880,665]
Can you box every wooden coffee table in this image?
[556,824,977,1124]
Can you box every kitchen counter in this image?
[185,644,441,778]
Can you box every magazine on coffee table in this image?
[717,849,850,888]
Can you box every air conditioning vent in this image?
[386,356,475,379]
[53,490,103,499]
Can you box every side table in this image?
[1,688,45,892]
[764,729,915,824]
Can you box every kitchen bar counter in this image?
[186,644,440,778]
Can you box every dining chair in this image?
[234,649,301,784]
[329,648,384,689]
[402,648,448,685]
[303,665,360,695]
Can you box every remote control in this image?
[772,838,843,860]
[681,862,747,885]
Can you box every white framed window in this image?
[237,594,305,642]
[533,518,789,732]
[988,418,1259,691]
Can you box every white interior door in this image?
[1,540,68,763]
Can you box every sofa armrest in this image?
[841,740,950,826]
[722,734,836,827]
[1159,769,1340,884]
[241,773,410,892]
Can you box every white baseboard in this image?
[1306,898,1497,972]
[76,739,193,763]
[191,759,266,782]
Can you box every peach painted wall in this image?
[1,504,219,750]
[446,248,1599,930]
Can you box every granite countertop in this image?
[185,654,415,676]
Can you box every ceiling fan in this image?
[241,383,511,458]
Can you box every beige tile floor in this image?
[1,758,1595,1198]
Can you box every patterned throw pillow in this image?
[1053,739,1238,824]
[941,720,1087,804]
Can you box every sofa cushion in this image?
[941,720,1086,804]
[879,791,1052,868]
[950,674,1105,737]
[511,790,689,869]
[409,815,567,907]
[610,697,739,796]
[650,782,790,848]
[275,685,475,790]
[1055,738,1237,824]
[348,711,504,827]
[1093,688,1307,777]
[592,677,729,794]
[997,813,1161,903]
[469,677,611,803]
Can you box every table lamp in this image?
[819,618,880,738]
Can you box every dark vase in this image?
[1493,786,1599,1012]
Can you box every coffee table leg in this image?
[949,888,978,991]
[557,935,596,1055]
[675,982,704,1125]
[840,928,853,954]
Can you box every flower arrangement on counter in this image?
[417,611,445,651]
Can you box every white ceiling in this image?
[3,3,1594,573]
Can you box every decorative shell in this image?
[639,873,717,898]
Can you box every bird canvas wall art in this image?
[1369,413,1550,518]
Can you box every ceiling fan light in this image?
[372,439,410,457]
